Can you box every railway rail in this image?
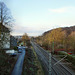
[31,41,75,75]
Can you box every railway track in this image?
[31,42,75,75]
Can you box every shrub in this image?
[58,51,75,65]
[14,46,18,50]
[67,55,75,65]
[58,51,68,55]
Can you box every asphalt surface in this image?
[11,48,25,75]
[31,41,75,75]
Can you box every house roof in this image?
[0,23,10,32]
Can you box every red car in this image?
[68,52,72,54]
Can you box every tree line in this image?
[35,27,75,54]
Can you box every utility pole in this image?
[49,52,51,75]
[48,41,52,75]
[52,41,54,54]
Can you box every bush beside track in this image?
[58,51,75,65]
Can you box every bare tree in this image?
[0,2,14,49]
[0,2,14,29]
[22,33,30,46]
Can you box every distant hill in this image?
[43,25,75,35]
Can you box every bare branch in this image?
[0,2,14,31]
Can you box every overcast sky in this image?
[1,0,75,36]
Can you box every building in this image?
[0,23,10,49]
[10,36,17,48]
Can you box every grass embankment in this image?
[0,50,17,75]
[22,47,44,75]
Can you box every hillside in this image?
[43,25,75,35]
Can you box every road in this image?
[31,42,75,75]
[11,47,25,75]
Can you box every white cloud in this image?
[11,24,75,36]
[10,25,48,36]
[48,7,73,13]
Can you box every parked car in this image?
[10,53,17,57]
[17,46,22,50]
[18,50,22,53]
